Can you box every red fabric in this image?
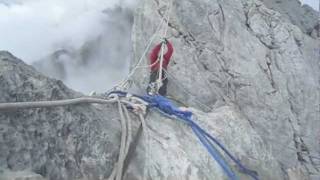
[149,41,174,71]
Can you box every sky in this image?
[0,0,136,93]
[0,0,135,63]
[0,0,317,63]
[301,0,319,10]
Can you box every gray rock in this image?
[1,0,320,179]
[0,49,285,180]
[260,0,319,36]
[131,0,320,179]
[0,51,122,180]
[0,50,284,180]
[0,168,45,180]
[124,107,283,179]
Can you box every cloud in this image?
[0,0,137,93]
[301,0,319,10]
[0,0,135,62]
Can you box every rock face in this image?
[0,51,285,180]
[0,51,122,180]
[0,0,319,180]
[132,0,320,179]
[260,0,319,35]
[124,107,283,179]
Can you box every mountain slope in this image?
[0,0,319,179]
[131,0,320,179]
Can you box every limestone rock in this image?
[0,169,45,180]
[131,0,320,179]
[0,50,284,180]
[124,106,283,179]
[260,0,319,35]
[0,51,122,180]
[1,0,320,179]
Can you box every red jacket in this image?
[149,41,173,71]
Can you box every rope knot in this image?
[132,104,147,115]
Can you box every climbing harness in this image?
[108,91,259,180]
[147,82,157,95]
[147,70,169,95]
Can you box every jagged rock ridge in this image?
[0,0,320,179]
[0,51,122,179]
[0,51,284,180]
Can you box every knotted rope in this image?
[107,93,149,180]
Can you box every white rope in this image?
[0,97,117,111]
[116,95,150,180]
[108,99,128,180]
[104,93,150,180]
[157,0,173,92]
[138,113,149,180]
[0,94,148,180]
[135,58,160,69]
[110,3,173,91]
[122,104,133,158]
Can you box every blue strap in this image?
[191,125,238,180]
[144,95,259,180]
[141,95,193,118]
[107,91,259,180]
[192,122,259,180]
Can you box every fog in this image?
[0,0,317,93]
[301,0,319,10]
[0,0,136,93]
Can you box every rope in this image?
[116,101,127,180]
[0,97,117,111]
[191,125,238,180]
[110,0,174,91]
[108,99,128,180]
[135,58,160,69]
[157,0,173,92]
[123,104,133,157]
[105,92,150,180]
[132,94,259,180]
[117,93,151,180]
[1,90,257,179]
[139,113,149,180]
[0,92,148,180]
